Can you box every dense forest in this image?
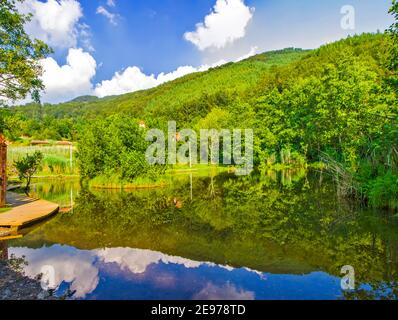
[1,16,398,210]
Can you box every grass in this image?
[89,174,170,190]
[168,164,234,173]
[7,145,79,176]
[0,207,11,214]
[89,164,237,189]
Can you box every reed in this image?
[7,145,78,176]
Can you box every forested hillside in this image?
[2,47,307,139]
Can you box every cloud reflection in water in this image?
[9,245,341,300]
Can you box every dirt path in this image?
[6,191,36,208]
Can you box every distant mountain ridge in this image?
[68,95,99,103]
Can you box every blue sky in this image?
[18,0,395,103]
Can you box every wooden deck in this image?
[0,200,59,229]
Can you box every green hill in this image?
[8,47,308,125]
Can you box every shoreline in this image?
[0,260,57,300]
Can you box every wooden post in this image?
[0,134,7,208]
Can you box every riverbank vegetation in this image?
[7,145,78,177]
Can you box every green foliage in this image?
[8,145,77,176]
[77,115,166,182]
[0,207,10,213]
[14,151,43,189]
[43,154,68,174]
[0,0,52,104]
[367,171,398,210]
[389,0,398,71]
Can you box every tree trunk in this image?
[0,134,6,208]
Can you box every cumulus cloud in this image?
[40,48,97,103]
[18,0,84,49]
[184,0,254,51]
[94,66,196,98]
[94,47,258,98]
[96,6,118,25]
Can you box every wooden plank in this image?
[0,200,59,229]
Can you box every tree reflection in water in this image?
[8,170,398,300]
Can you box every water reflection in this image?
[9,245,343,300]
[28,179,80,210]
[6,171,398,300]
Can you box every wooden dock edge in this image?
[0,200,60,230]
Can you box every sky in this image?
[16,0,395,104]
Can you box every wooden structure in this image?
[30,140,50,146]
[0,200,59,230]
[0,134,6,208]
[55,141,73,146]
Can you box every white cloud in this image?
[235,45,258,61]
[40,48,97,103]
[18,0,84,49]
[94,67,156,97]
[184,0,254,51]
[107,0,116,7]
[94,66,194,98]
[78,23,95,52]
[94,47,258,98]
[96,6,118,25]
[94,64,216,98]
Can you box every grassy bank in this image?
[0,208,11,214]
[89,164,241,189]
[7,145,78,177]
[88,174,170,190]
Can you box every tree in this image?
[14,151,43,190]
[0,0,52,105]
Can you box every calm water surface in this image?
[2,171,398,300]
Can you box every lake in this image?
[2,170,398,300]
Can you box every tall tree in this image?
[0,0,51,206]
[0,0,52,105]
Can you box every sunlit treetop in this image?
[0,0,52,105]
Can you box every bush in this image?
[78,115,166,182]
[367,171,398,210]
[14,151,43,189]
